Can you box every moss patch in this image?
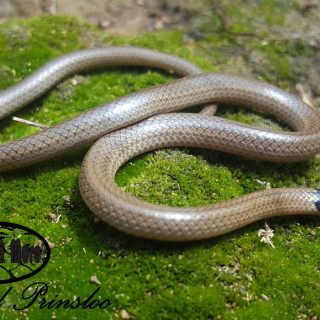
[0,11,320,320]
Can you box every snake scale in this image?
[1,46,320,241]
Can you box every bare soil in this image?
[0,0,195,35]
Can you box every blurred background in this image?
[1,0,319,101]
[0,0,319,37]
[0,0,202,35]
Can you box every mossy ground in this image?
[0,4,320,319]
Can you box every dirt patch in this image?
[1,0,320,41]
[0,0,191,35]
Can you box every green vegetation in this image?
[0,5,320,319]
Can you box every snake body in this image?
[1,47,320,241]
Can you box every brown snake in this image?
[0,46,320,241]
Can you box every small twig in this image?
[12,117,49,129]
[296,83,316,109]
[258,222,275,248]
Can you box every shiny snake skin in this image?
[1,46,320,241]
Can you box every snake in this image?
[0,46,320,241]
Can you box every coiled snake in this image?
[0,47,320,241]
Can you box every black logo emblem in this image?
[0,222,51,284]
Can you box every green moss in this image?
[0,10,320,320]
[117,150,243,207]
